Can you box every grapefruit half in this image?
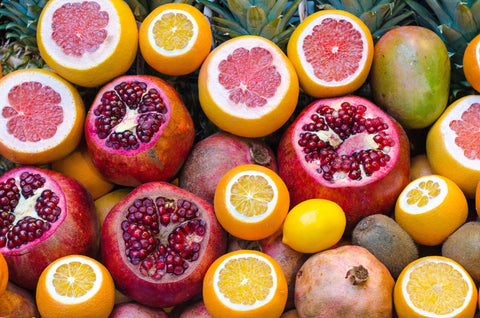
[426,95,480,198]
[37,0,138,88]
[198,35,299,138]
[287,10,374,98]
[0,68,85,165]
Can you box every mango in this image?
[369,26,450,129]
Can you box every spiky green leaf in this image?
[359,4,392,32]
[267,0,289,21]
[246,6,268,35]
[439,24,469,51]
[278,0,303,31]
[227,0,251,27]
[196,0,236,21]
[212,16,249,34]
[252,0,276,13]
[471,1,480,23]
[213,25,245,38]
[424,0,453,26]
[342,0,364,16]
[259,16,281,38]
[454,4,478,41]
[439,0,458,17]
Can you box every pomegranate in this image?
[109,302,168,318]
[178,131,277,204]
[277,96,410,231]
[0,282,39,318]
[0,166,98,290]
[85,75,195,187]
[295,245,395,318]
[101,182,227,308]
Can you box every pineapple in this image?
[196,0,304,49]
[315,0,415,40]
[405,0,480,99]
[0,0,48,75]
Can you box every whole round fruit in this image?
[295,245,395,317]
[0,282,40,318]
[0,166,99,290]
[369,26,450,129]
[101,181,227,308]
[179,131,277,205]
[277,95,410,231]
[109,302,168,318]
[282,199,346,254]
[0,252,6,296]
[85,75,195,187]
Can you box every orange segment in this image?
[37,0,138,87]
[394,175,468,246]
[198,35,299,138]
[426,95,480,198]
[203,250,288,318]
[394,256,478,318]
[287,10,374,98]
[214,164,289,241]
[36,255,115,318]
[0,68,85,165]
[139,3,212,76]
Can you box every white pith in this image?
[224,170,278,222]
[213,253,277,311]
[401,258,473,317]
[398,175,447,215]
[296,13,369,86]
[45,256,103,304]
[206,37,292,119]
[39,0,120,69]
[147,9,198,56]
[439,95,480,170]
[0,71,77,152]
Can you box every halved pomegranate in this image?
[85,75,195,187]
[101,182,227,308]
[0,166,98,290]
[277,96,410,231]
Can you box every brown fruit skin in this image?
[295,245,394,318]
[179,131,277,204]
[109,302,168,318]
[281,309,299,318]
[352,214,419,278]
[178,299,212,318]
[101,182,227,308]
[0,282,39,318]
[442,221,480,283]
[409,154,433,181]
[86,76,195,187]
[2,168,99,290]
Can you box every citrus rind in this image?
[397,175,447,215]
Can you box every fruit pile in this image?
[2,0,480,317]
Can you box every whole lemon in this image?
[282,199,346,253]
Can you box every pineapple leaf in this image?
[359,0,376,11]
[424,0,453,26]
[227,0,251,27]
[439,0,458,18]
[318,0,343,8]
[267,0,288,21]
[26,4,43,18]
[471,1,480,23]
[246,6,268,35]
[212,16,249,34]
[359,3,393,32]
[196,0,236,21]
[213,25,245,38]
[125,0,149,21]
[405,0,443,37]
[440,24,469,51]
[271,27,294,48]
[252,0,276,13]
[278,0,303,32]
[259,16,281,39]
[454,3,478,41]
[380,10,414,29]
[342,0,364,16]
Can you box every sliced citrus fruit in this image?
[203,249,288,318]
[0,252,7,296]
[0,68,85,165]
[51,145,115,200]
[214,164,290,241]
[463,33,480,93]
[198,35,299,138]
[139,3,212,76]
[287,9,374,98]
[282,198,346,253]
[394,174,468,246]
[36,254,115,318]
[394,256,478,318]
[426,95,480,198]
[37,0,138,87]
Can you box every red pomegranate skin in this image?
[178,299,212,318]
[179,131,277,204]
[101,182,227,308]
[277,96,410,231]
[85,75,195,187]
[109,302,168,318]
[295,245,395,318]
[0,167,99,290]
